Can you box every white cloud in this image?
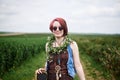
[0,0,120,34]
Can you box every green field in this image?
[0,33,120,80]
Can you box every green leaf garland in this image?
[47,35,72,54]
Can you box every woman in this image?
[36,18,85,80]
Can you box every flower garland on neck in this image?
[46,35,72,54]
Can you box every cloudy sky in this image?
[0,0,120,34]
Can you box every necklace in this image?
[47,35,72,54]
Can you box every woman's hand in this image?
[35,68,46,74]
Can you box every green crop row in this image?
[0,37,47,77]
[73,35,120,80]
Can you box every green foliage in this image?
[2,51,46,80]
[47,35,72,54]
[0,33,120,80]
[71,34,120,80]
[0,34,47,77]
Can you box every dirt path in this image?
[0,32,25,36]
[80,53,115,80]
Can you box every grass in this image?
[1,33,118,80]
[2,51,113,80]
[2,52,46,80]
[80,53,115,80]
[2,51,80,80]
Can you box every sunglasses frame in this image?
[53,26,63,31]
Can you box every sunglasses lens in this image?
[53,26,63,31]
[53,27,57,31]
[59,27,63,31]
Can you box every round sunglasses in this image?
[53,26,63,31]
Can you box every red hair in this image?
[49,18,68,36]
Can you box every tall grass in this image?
[2,51,46,80]
[0,34,47,77]
[71,34,120,80]
[0,33,120,80]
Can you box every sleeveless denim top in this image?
[67,45,76,78]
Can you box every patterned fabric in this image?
[47,50,73,80]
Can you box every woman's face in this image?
[52,21,64,38]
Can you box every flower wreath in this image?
[46,35,72,54]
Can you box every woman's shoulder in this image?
[70,40,78,49]
[70,40,77,45]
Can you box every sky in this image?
[0,0,120,34]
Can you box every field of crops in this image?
[71,34,120,80]
[0,33,49,77]
[0,33,120,80]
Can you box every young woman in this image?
[36,18,85,80]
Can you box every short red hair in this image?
[49,18,68,36]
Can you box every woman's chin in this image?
[53,33,63,37]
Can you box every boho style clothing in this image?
[47,45,76,80]
[46,36,76,80]
[47,50,73,80]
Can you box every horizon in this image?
[0,31,120,35]
[0,0,120,34]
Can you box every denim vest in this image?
[46,45,76,78]
[67,45,76,78]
